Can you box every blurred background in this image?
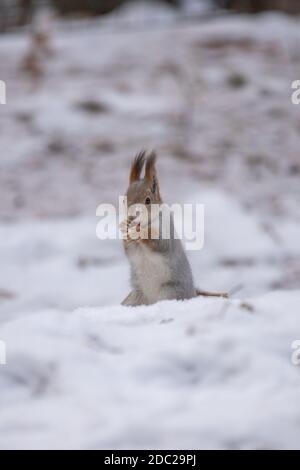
[1,0,300,31]
[0,0,300,319]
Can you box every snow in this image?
[0,3,300,449]
[1,292,300,450]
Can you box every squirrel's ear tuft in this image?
[129,151,146,184]
[145,151,158,192]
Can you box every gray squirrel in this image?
[121,151,228,307]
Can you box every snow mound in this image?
[1,291,300,450]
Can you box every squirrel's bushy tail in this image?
[196,289,229,299]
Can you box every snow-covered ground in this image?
[1,291,300,450]
[0,2,300,450]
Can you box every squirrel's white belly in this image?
[130,244,171,303]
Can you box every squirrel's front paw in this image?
[120,219,141,242]
[128,223,141,241]
[119,219,129,237]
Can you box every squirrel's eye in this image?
[145,197,151,205]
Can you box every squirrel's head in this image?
[126,150,162,210]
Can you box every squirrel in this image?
[120,151,228,307]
